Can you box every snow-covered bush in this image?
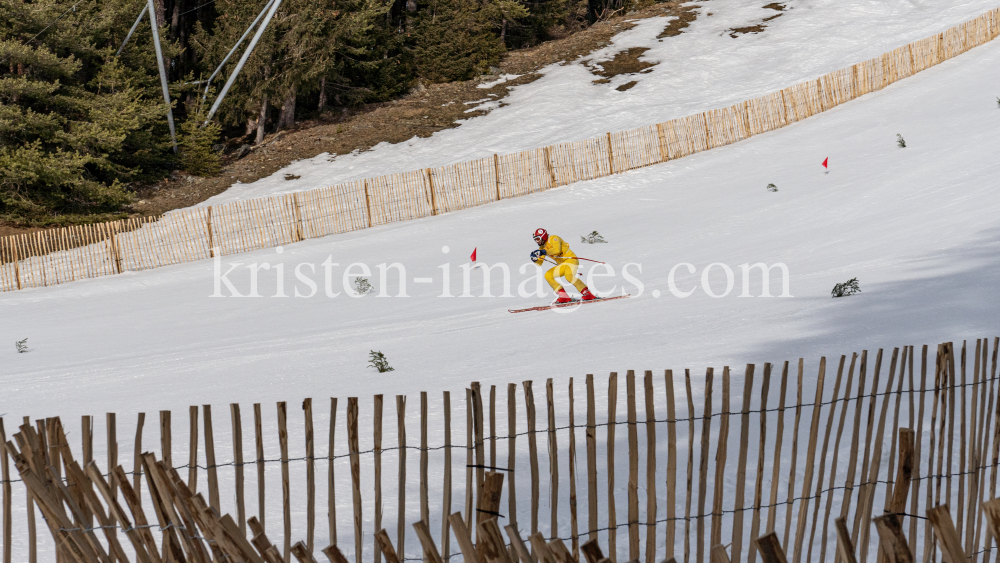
[831,278,861,298]
[355,277,374,295]
[766,183,778,192]
[896,134,906,148]
[581,231,607,244]
[15,338,28,353]
[368,350,394,373]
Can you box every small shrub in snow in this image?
[284,174,301,180]
[15,338,28,353]
[581,231,607,244]
[896,134,906,148]
[766,183,778,192]
[368,350,394,373]
[831,278,861,298]
[354,277,374,295]
[996,97,999,108]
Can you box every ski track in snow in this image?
[201,0,998,204]
[3,4,1000,562]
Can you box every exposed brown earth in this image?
[0,224,44,237]
[1,1,700,236]
[729,2,786,38]
[588,47,658,84]
[658,2,700,38]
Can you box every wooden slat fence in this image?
[496,149,552,197]
[431,158,498,214]
[3,338,1000,563]
[548,138,612,186]
[2,9,998,293]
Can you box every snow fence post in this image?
[927,505,965,563]
[443,391,453,560]
[254,403,265,531]
[421,391,430,557]
[644,371,657,563]
[608,373,619,563]
[292,193,305,242]
[187,406,199,493]
[756,531,790,563]
[493,154,502,201]
[230,404,246,536]
[374,395,383,563]
[108,223,122,274]
[278,401,291,561]
[543,147,557,189]
[586,374,597,544]
[665,370,678,560]
[206,206,215,257]
[425,169,438,216]
[627,371,639,560]
[304,398,315,555]
[605,133,615,175]
[347,398,362,563]
[328,398,338,546]
[546,378,559,544]
[397,395,408,556]
[655,123,669,162]
[364,180,374,228]
[204,404,220,514]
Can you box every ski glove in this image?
[530,250,544,261]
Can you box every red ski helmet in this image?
[533,228,549,245]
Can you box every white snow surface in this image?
[10,37,1000,409]
[3,8,1000,563]
[202,0,999,204]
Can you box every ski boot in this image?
[580,288,597,301]
[554,288,573,304]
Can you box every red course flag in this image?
[470,247,477,262]
[822,157,829,169]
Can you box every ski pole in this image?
[551,255,606,264]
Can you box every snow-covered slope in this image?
[5,34,999,417]
[3,10,1000,563]
[201,0,1000,205]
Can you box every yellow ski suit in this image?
[534,235,587,292]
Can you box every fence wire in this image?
[1,362,996,482]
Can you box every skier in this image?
[530,228,597,303]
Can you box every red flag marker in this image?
[822,157,829,169]
[470,247,477,262]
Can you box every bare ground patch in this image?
[729,3,786,38]
[0,224,44,237]
[658,2,701,38]
[588,47,657,85]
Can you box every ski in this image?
[507,294,631,313]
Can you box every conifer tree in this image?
[411,0,513,82]
[1,0,613,226]
[178,99,221,176]
[0,0,174,224]
[504,0,566,47]
[193,0,277,141]
[195,0,397,139]
[332,17,413,108]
